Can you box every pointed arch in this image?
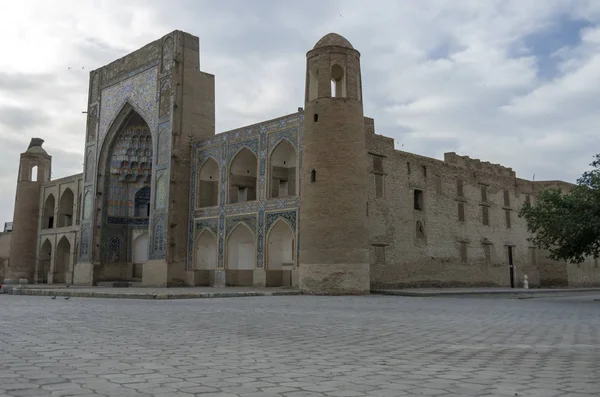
[226,222,255,270]
[38,238,52,284]
[43,194,55,229]
[195,229,217,270]
[133,232,149,264]
[197,157,219,208]
[266,218,294,271]
[229,147,258,204]
[54,236,71,284]
[58,188,75,227]
[269,139,297,198]
[161,36,174,73]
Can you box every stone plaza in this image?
[0,292,598,396]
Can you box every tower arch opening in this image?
[197,158,219,208]
[269,140,297,198]
[31,165,38,182]
[229,148,257,204]
[330,64,346,98]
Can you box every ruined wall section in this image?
[364,125,598,288]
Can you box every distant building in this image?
[3,31,599,291]
[4,222,12,232]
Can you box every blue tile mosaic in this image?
[99,67,158,147]
[187,112,304,270]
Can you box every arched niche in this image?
[132,232,149,264]
[58,188,74,227]
[269,140,297,198]
[54,236,71,284]
[197,158,219,208]
[226,223,255,271]
[38,239,52,284]
[43,194,55,229]
[229,148,257,204]
[267,219,294,270]
[195,229,217,270]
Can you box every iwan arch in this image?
[3,30,600,293]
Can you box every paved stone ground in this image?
[0,293,599,397]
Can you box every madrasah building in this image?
[1,31,598,293]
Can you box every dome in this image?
[313,33,354,50]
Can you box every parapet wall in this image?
[444,152,516,178]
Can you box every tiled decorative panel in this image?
[80,225,90,259]
[187,112,304,271]
[82,188,92,220]
[265,210,297,233]
[99,66,158,146]
[195,218,219,236]
[155,174,167,209]
[152,216,165,258]
[107,235,122,263]
[225,214,257,236]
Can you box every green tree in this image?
[519,154,600,264]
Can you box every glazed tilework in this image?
[99,66,158,146]
[188,112,304,270]
[153,217,165,257]
[107,235,122,263]
[226,214,257,236]
[82,188,92,220]
[195,218,219,236]
[80,225,90,259]
[227,137,259,165]
[155,175,167,209]
[265,210,297,233]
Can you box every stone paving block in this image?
[1,294,599,397]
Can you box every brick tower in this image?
[4,138,52,284]
[298,33,370,294]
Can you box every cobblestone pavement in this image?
[1,293,599,397]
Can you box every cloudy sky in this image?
[1,0,600,225]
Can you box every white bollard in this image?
[523,275,529,289]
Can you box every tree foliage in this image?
[519,154,600,264]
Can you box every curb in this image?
[5,288,303,300]
[371,288,600,298]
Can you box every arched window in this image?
[43,194,55,229]
[311,169,317,183]
[330,64,346,98]
[58,188,74,227]
[31,165,38,182]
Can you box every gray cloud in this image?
[0,106,50,131]
[1,0,600,225]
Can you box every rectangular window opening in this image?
[482,206,489,226]
[505,209,511,228]
[457,179,464,197]
[458,202,465,222]
[480,185,488,202]
[414,189,423,211]
[504,189,510,207]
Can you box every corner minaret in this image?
[4,138,51,284]
[298,33,370,294]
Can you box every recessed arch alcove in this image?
[229,148,257,204]
[225,223,255,286]
[266,219,294,287]
[269,139,297,199]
